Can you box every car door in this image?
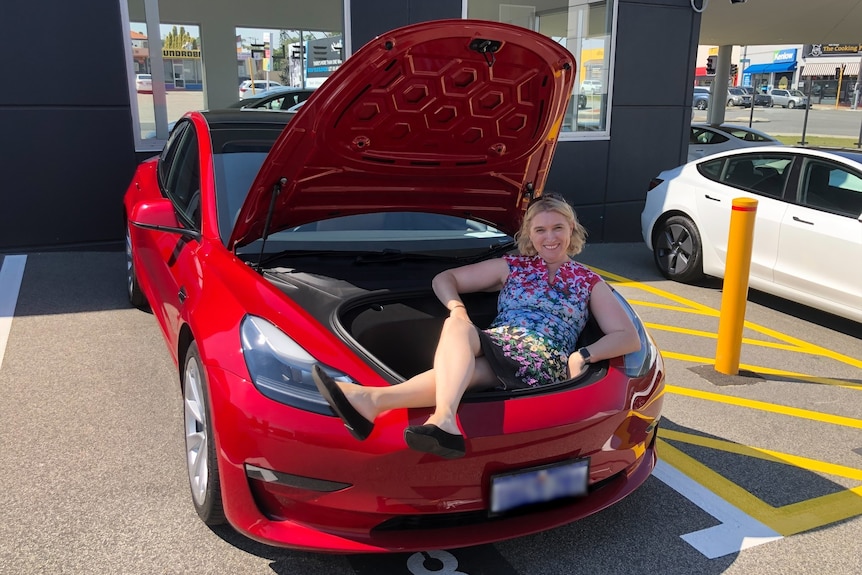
[774,159,862,315]
[694,153,793,282]
[137,120,204,351]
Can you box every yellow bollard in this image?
[715,197,758,375]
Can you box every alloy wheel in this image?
[184,357,209,507]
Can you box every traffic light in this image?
[730,64,738,77]
[706,55,716,75]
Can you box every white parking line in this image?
[0,255,27,370]
[652,460,783,559]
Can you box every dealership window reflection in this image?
[468,0,614,137]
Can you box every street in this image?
[693,104,862,141]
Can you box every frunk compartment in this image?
[338,291,500,380]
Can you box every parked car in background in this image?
[693,87,710,110]
[124,19,665,552]
[577,93,588,109]
[641,146,862,322]
[754,93,773,107]
[135,73,152,93]
[580,79,602,94]
[239,79,283,99]
[226,86,316,109]
[726,87,752,107]
[688,123,782,161]
[769,88,809,109]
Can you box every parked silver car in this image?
[726,87,752,107]
[768,88,809,109]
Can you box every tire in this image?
[652,215,705,283]
[727,99,734,107]
[125,223,148,310]
[787,101,796,109]
[696,99,707,110]
[183,342,226,526]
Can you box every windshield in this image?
[210,130,511,258]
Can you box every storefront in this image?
[741,48,798,93]
[800,44,862,107]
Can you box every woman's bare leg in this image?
[337,316,496,432]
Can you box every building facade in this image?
[0,0,703,251]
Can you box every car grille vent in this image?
[371,471,623,532]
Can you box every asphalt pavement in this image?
[0,247,860,574]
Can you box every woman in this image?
[313,193,641,459]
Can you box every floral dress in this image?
[480,254,601,388]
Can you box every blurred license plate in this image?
[490,459,589,515]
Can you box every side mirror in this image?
[130,199,201,240]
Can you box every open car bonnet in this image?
[229,19,576,249]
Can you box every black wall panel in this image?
[0,0,700,250]
[0,0,136,251]
[0,109,138,248]
[350,0,461,54]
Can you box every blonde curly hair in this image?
[515,193,587,257]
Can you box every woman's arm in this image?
[432,258,510,312]
[567,281,640,375]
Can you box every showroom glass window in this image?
[468,0,615,139]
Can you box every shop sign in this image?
[773,49,797,63]
[804,44,862,57]
[162,49,201,59]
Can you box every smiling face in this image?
[528,210,573,265]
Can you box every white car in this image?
[580,79,602,94]
[135,73,152,92]
[239,79,283,99]
[688,123,782,162]
[641,146,862,323]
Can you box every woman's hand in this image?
[567,351,588,378]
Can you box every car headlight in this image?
[240,315,352,415]
[611,290,658,378]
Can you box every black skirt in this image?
[476,328,534,390]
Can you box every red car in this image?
[124,19,664,553]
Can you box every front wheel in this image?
[125,223,148,309]
[787,101,796,109]
[652,215,705,283]
[183,342,226,525]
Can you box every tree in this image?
[164,25,195,50]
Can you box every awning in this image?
[743,62,797,74]
[801,61,860,77]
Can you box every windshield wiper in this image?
[465,239,516,263]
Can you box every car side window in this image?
[163,125,201,229]
[799,161,862,217]
[692,129,728,145]
[697,158,724,180]
[720,154,791,197]
[157,122,189,191]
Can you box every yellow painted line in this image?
[593,265,862,370]
[659,435,862,536]
[666,385,862,427]
[658,439,790,533]
[662,352,862,390]
[627,299,720,316]
[660,429,862,481]
[644,323,807,353]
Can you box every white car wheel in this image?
[184,342,226,525]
